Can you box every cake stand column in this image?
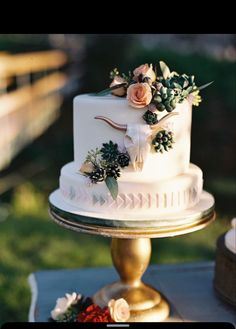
[93,237,170,322]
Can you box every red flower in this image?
[77,303,114,322]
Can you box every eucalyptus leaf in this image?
[160,61,171,79]
[105,176,118,200]
[196,81,214,91]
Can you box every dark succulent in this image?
[143,110,158,125]
[101,141,119,162]
[89,167,105,183]
[105,162,121,179]
[117,153,130,168]
[152,130,174,153]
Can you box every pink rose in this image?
[133,64,156,82]
[127,82,152,108]
[108,298,130,322]
[110,76,127,96]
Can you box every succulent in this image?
[117,153,130,168]
[143,110,158,125]
[153,85,178,112]
[153,73,196,112]
[152,130,174,153]
[101,141,119,162]
[89,167,105,184]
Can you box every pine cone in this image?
[117,153,130,168]
[143,110,158,125]
[89,167,105,183]
[105,163,121,179]
[152,130,174,153]
[101,141,119,162]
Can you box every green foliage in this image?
[105,176,118,200]
[153,61,199,112]
[83,141,130,196]
[85,148,102,166]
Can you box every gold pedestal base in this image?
[93,281,170,322]
[49,190,215,322]
[93,238,170,322]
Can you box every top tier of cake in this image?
[73,94,192,181]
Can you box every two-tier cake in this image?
[56,61,213,222]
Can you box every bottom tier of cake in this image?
[59,162,203,217]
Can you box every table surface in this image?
[28,261,236,323]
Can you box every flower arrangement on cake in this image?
[50,292,130,323]
[78,61,213,200]
[97,61,212,115]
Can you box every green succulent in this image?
[153,85,179,112]
[152,130,174,153]
[152,61,197,112]
[143,110,158,125]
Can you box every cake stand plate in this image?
[49,190,215,322]
[49,189,215,238]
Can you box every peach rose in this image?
[127,82,152,108]
[110,76,127,96]
[108,298,130,322]
[133,64,156,82]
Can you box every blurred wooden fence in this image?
[0,50,68,171]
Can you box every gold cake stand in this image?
[48,190,215,322]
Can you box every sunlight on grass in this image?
[0,182,112,323]
[11,183,46,216]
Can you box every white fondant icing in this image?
[50,189,214,224]
[54,93,209,221]
[59,162,203,216]
[73,94,192,180]
[225,218,236,254]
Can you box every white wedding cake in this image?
[58,61,212,221]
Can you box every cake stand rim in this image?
[48,190,215,238]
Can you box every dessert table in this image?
[28,261,236,324]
